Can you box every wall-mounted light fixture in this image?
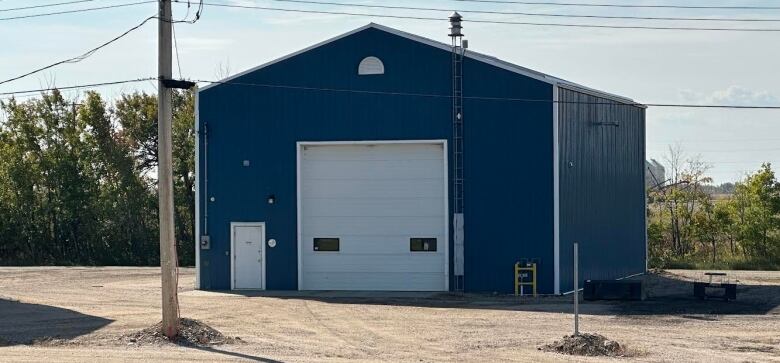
[593,120,620,127]
[267,194,276,205]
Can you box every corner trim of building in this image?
[194,87,201,290]
[296,142,303,290]
[442,139,450,292]
[295,139,449,292]
[553,84,561,295]
[643,111,649,273]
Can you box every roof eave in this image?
[199,23,378,92]
[554,80,646,108]
[200,23,645,108]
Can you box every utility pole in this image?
[158,0,179,339]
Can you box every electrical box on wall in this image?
[200,235,211,250]
[517,258,540,267]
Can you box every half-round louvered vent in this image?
[358,56,384,75]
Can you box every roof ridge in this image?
[200,22,641,105]
[365,23,638,105]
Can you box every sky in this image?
[1,0,779,184]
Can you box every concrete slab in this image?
[182,290,447,299]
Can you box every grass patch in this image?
[651,257,780,271]
[725,258,780,271]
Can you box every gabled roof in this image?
[200,23,642,106]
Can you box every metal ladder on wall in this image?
[452,37,465,292]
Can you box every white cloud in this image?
[711,86,779,106]
[679,86,779,106]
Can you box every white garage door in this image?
[299,142,447,291]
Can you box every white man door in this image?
[231,222,265,290]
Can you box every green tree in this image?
[691,197,733,264]
[113,90,195,265]
[731,163,780,258]
[172,91,196,266]
[79,91,159,264]
[0,88,195,266]
[0,91,100,264]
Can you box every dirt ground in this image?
[0,267,778,362]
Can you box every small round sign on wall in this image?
[267,239,277,248]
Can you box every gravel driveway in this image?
[0,267,778,362]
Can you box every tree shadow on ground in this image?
[0,297,112,345]
[214,271,780,316]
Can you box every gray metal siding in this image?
[558,87,646,293]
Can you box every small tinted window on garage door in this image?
[410,238,437,252]
[314,238,340,251]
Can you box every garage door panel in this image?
[302,144,444,161]
[300,143,446,291]
[303,198,443,217]
[304,216,443,236]
[302,254,445,273]
[302,272,445,291]
[302,234,445,254]
[302,160,443,180]
[302,179,442,199]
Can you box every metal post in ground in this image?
[573,241,579,336]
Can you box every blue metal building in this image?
[195,23,646,294]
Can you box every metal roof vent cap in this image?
[449,11,463,38]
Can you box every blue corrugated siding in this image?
[198,26,554,293]
[558,87,646,293]
[462,61,554,293]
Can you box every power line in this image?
[445,0,780,10]
[643,103,780,109]
[2,77,778,110]
[0,77,157,97]
[264,0,780,23]
[0,1,155,21]
[0,15,157,86]
[0,1,201,88]
[174,0,204,24]
[707,162,778,165]
[649,137,780,144]
[0,0,95,12]
[193,78,780,109]
[173,22,183,79]
[172,1,205,78]
[647,147,780,153]
[200,1,780,32]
